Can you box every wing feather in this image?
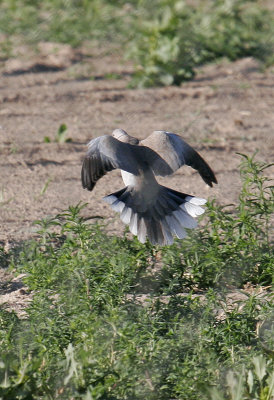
[141,131,217,187]
[81,136,140,191]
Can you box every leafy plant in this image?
[0,0,129,50]
[0,154,273,399]
[128,0,274,87]
[160,153,273,290]
[44,123,71,143]
[208,355,274,400]
[1,1,273,85]
[127,4,197,87]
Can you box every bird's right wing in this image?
[81,135,141,191]
[141,131,217,187]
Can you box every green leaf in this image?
[253,355,267,382]
[56,123,68,143]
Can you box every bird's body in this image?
[81,129,217,245]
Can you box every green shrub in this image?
[1,1,273,85]
[0,0,127,49]
[128,0,274,87]
[159,153,273,290]
[0,154,273,399]
[127,3,197,87]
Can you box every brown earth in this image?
[0,44,273,313]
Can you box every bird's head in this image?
[112,129,139,145]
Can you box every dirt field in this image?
[0,45,273,312]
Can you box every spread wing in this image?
[81,136,141,191]
[141,130,217,187]
[81,135,173,191]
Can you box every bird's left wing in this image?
[81,135,142,191]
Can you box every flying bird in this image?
[81,129,217,245]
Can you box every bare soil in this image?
[0,44,273,313]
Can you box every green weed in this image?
[0,0,127,49]
[208,355,274,400]
[128,0,274,86]
[44,123,71,144]
[1,1,273,86]
[0,154,273,399]
[160,153,273,290]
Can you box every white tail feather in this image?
[103,187,206,245]
[121,207,132,224]
[174,209,197,229]
[130,213,138,235]
[111,200,126,213]
[165,214,187,239]
[185,196,207,205]
[137,218,147,243]
[160,219,174,245]
[182,202,205,217]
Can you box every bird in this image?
[81,129,217,246]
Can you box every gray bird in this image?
[81,129,217,245]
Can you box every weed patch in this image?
[127,0,274,86]
[1,1,273,86]
[0,154,273,399]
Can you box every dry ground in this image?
[0,44,273,313]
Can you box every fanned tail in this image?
[103,186,206,245]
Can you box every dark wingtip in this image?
[203,172,217,187]
[211,171,218,186]
[206,166,218,187]
[81,158,95,191]
[191,152,218,188]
